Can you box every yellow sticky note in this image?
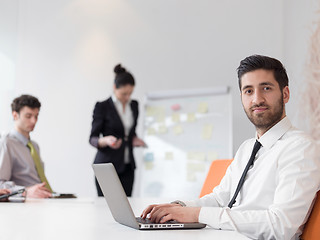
[195,152,206,161]
[156,113,165,123]
[198,164,205,171]
[198,102,208,113]
[147,127,156,135]
[158,124,167,134]
[187,172,196,182]
[187,163,193,171]
[188,163,205,172]
[202,124,213,140]
[173,125,183,135]
[145,162,154,170]
[187,113,196,122]
[165,152,173,160]
[156,106,165,115]
[155,107,165,122]
[146,106,156,116]
[207,151,218,161]
[172,113,180,122]
[187,152,196,160]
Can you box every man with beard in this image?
[141,55,320,239]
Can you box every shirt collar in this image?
[256,116,292,150]
[111,94,131,106]
[111,94,118,103]
[10,129,29,146]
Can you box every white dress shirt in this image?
[112,95,134,164]
[185,117,320,240]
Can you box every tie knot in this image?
[27,142,34,151]
[253,140,262,153]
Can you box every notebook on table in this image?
[92,163,206,230]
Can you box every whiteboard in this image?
[139,87,233,199]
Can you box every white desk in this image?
[0,197,249,240]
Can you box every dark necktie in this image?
[228,140,262,208]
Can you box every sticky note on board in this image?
[145,162,154,170]
[187,151,196,160]
[156,106,165,115]
[165,152,173,160]
[171,104,181,111]
[146,106,156,116]
[186,162,206,181]
[144,152,154,162]
[187,113,196,122]
[207,151,218,161]
[173,125,183,135]
[187,152,206,161]
[147,127,156,135]
[187,162,205,172]
[156,114,165,123]
[198,102,208,113]
[202,124,213,140]
[158,124,167,134]
[172,113,180,122]
[187,172,196,182]
[195,152,206,161]
[155,107,165,122]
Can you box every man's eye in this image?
[264,87,271,91]
[245,89,252,94]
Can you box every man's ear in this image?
[12,111,19,121]
[283,86,290,104]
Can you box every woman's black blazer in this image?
[89,97,138,173]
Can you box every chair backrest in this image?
[199,159,233,198]
[301,191,320,240]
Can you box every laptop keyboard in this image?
[136,217,152,224]
[136,217,178,224]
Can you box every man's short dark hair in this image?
[237,55,289,90]
[11,95,41,113]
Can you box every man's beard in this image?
[244,96,284,132]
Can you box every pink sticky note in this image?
[171,104,181,111]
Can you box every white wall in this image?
[1,0,312,197]
[0,0,18,131]
[283,0,320,130]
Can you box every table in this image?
[0,197,249,240]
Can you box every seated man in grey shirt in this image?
[0,95,52,198]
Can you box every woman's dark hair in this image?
[237,55,289,90]
[11,94,41,113]
[114,64,135,88]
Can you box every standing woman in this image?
[90,64,146,196]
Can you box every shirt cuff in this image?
[0,181,24,195]
[198,207,223,229]
[89,137,99,148]
[184,200,201,207]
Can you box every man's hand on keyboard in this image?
[141,203,201,223]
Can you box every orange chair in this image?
[301,191,320,239]
[199,159,233,198]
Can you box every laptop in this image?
[92,163,206,230]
